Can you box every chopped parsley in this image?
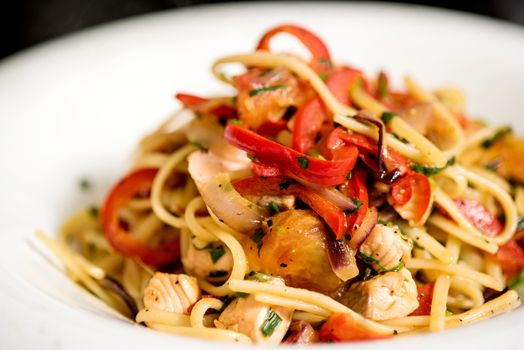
[235,292,249,298]
[358,251,405,273]
[266,201,281,215]
[380,112,397,124]
[278,180,293,190]
[251,229,266,254]
[481,127,512,148]
[88,205,99,218]
[392,133,409,144]
[247,271,273,282]
[411,156,456,177]
[276,226,284,233]
[296,157,309,169]
[346,171,353,180]
[248,84,288,97]
[378,219,393,227]
[210,245,225,263]
[79,178,91,192]
[260,309,282,337]
[229,119,242,125]
[344,198,363,214]
[191,140,207,152]
[508,271,524,291]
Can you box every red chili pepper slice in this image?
[454,199,503,237]
[292,68,362,153]
[175,93,236,119]
[100,168,180,267]
[318,313,387,342]
[256,24,331,74]
[410,282,435,316]
[390,173,432,225]
[496,238,524,280]
[233,176,347,239]
[225,123,357,186]
[340,166,369,235]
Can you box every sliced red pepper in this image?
[233,176,347,239]
[100,168,180,267]
[410,282,435,316]
[390,173,432,226]
[256,24,331,75]
[340,166,369,234]
[175,93,236,119]
[496,238,524,280]
[292,68,362,153]
[454,199,503,237]
[225,123,357,186]
[318,313,387,342]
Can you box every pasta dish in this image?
[37,25,524,345]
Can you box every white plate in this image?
[0,2,523,349]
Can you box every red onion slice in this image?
[324,231,359,282]
[348,207,378,249]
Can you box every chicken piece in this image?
[244,210,343,293]
[339,269,419,321]
[235,68,310,130]
[359,223,413,272]
[216,279,293,345]
[182,242,234,282]
[143,272,200,314]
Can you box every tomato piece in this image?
[256,24,331,75]
[496,239,524,280]
[410,282,435,316]
[319,313,387,342]
[225,123,357,186]
[454,199,503,237]
[175,93,208,107]
[175,93,236,119]
[233,176,347,239]
[101,169,180,267]
[390,173,433,226]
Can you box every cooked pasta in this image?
[36,25,523,345]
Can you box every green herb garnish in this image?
[251,229,266,254]
[296,157,309,169]
[481,127,512,148]
[377,72,388,98]
[88,205,99,218]
[267,201,281,215]
[517,216,524,231]
[235,292,249,298]
[191,141,208,152]
[346,171,353,180]
[210,245,225,263]
[344,198,363,214]
[411,156,456,177]
[278,180,293,190]
[247,153,258,162]
[260,309,282,337]
[358,251,404,273]
[307,150,326,160]
[380,112,397,124]
[508,271,524,291]
[229,119,242,125]
[249,84,288,97]
[247,271,274,282]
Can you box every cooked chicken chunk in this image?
[243,210,343,293]
[339,269,419,321]
[143,273,200,314]
[359,223,412,272]
[182,242,233,282]
[216,279,293,345]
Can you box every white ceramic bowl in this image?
[0,2,523,349]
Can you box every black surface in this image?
[2,0,524,60]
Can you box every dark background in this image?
[2,0,524,60]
